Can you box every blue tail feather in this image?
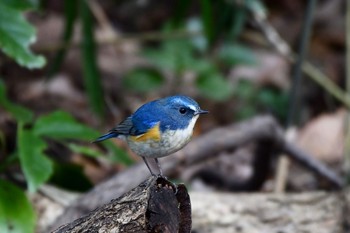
[93,132,118,143]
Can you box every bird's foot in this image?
[156,175,178,194]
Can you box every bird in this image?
[93,95,208,176]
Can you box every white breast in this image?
[127,115,199,158]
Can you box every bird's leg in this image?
[154,158,163,177]
[154,158,178,193]
[142,157,155,176]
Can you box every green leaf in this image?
[144,39,195,73]
[199,0,214,44]
[18,123,53,192]
[0,1,46,69]
[218,44,257,66]
[229,4,247,40]
[170,0,192,27]
[80,0,104,117]
[0,179,36,233]
[33,111,99,140]
[258,89,289,120]
[196,71,233,101]
[0,80,33,123]
[1,0,39,10]
[47,0,78,77]
[68,143,101,158]
[144,48,175,71]
[123,67,164,93]
[50,162,92,192]
[235,105,257,120]
[188,58,215,73]
[232,80,257,101]
[71,142,133,166]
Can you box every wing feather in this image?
[109,116,144,136]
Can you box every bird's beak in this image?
[195,109,209,115]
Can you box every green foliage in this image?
[2,0,39,10]
[47,0,104,117]
[144,39,196,73]
[32,111,133,164]
[14,110,133,194]
[196,72,233,101]
[0,86,134,229]
[12,108,132,189]
[218,44,257,66]
[0,1,45,69]
[132,0,266,101]
[123,68,164,93]
[233,80,289,121]
[68,143,102,158]
[18,122,53,193]
[0,80,33,123]
[50,162,93,192]
[196,0,266,44]
[0,179,36,233]
[258,88,289,120]
[199,0,214,44]
[140,37,253,101]
[80,0,105,118]
[48,0,78,77]
[228,2,248,40]
[33,111,99,140]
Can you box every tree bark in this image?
[51,176,191,233]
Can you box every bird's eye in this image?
[179,108,187,114]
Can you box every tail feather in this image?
[93,132,118,143]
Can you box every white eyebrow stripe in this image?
[187,104,197,111]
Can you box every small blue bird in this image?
[94,95,208,176]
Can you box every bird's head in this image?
[157,95,208,130]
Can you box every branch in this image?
[250,7,350,109]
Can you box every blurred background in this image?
[0,0,348,232]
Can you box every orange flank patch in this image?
[131,123,161,142]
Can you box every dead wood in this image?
[51,176,191,233]
[190,189,350,233]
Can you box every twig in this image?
[303,62,350,108]
[251,5,350,109]
[287,0,317,126]
[87,0,114,34]
[274,128,296,192]
[275,0,317,193]
[282,142,343,188]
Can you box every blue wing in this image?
[93,117,136,142]
[93,113,158,143]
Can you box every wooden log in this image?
[51,176,191,233]
[190,189,350,233]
